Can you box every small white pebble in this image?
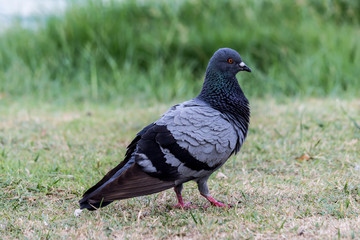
[74,209,83,217]
[355,165,360,171]
[216,172,228,179]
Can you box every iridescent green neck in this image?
[198,67,244,104]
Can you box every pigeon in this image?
[79,48,251,210]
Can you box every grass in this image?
[1,98,359,239]
[0,0,359,238]
[0,0,360,103]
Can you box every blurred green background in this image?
[0,0,359,104]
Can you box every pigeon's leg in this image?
[173,184,194,208]
[173,184,185,207]
[197,177,229,208]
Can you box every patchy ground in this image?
[0,98,359,239]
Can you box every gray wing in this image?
[143,98,240,181]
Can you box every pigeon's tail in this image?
[79,162,176,211]
[79,157,135,211]
[79,199,113,211]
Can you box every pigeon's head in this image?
[198,48,251,105]
[207,48,251,77]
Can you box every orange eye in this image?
[227,58,233,64]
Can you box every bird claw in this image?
[202,194,233,208]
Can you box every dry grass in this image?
[0,98,359,239]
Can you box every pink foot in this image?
[173,187,198,209]
[202,194,232,208]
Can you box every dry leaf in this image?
[346,139,358,146]
[41,129,47,137]
[296,153,310,161]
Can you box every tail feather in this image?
[79,200,113,211]
[79,163,175,210]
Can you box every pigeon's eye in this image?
[227,58,233,64]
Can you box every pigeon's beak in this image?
[239,62,251,72]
